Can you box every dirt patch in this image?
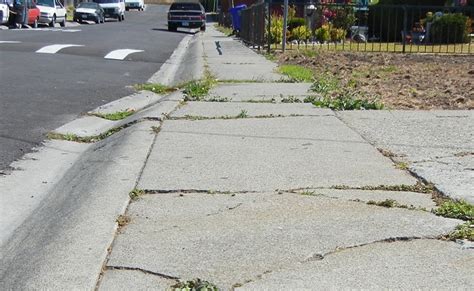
[278,51,474,110]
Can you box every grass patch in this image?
[135,83,174,95]
[129,189,145,201]
[214,24,233,36]
[310,73,340,95]
[281,96,303,103]
[278,65,314,82]
[300,190,316,196]
[183,78,217,101]
[94,110,135,121]
[447,221,473,241]
[171,278,218,291]
[433,200,473,221]
[367,199,397,208]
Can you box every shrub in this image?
[332,6,357,30]
[316,24,331,42]
[431,13,470,44]
[270,14,284,44]
[330,27,347,42]
[288,17,306,31]
[291,25,312,42]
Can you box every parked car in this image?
[73,2,104,24]
[9,0,40,28]
[125,0,143,11]
[0,0,9,24]
[167,2,205,32]
[36,0,66,27]
[93,0,124,22]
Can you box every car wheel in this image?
[200,25,206,32]
[60,15,66,27]
[49,15,56,27]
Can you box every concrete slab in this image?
[0,121,160,289]
[52,115,116,137]
[203,27,282,81]
[107,193,460,289]
[99,269,176,291]
[299,189,436,210]
[172,102,332,118]
[239,239,474,290]
[89,91,166,115]
[208,83,317,103]
[0,140,91,248]
[138,116,416,192]
[338,110,474,202]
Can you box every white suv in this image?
[36,0,67,27]
[94,0,125,22]
[0,0,9,25]
[125,0,144,11]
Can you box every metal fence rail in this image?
[237,2,474,54]
[240,2,267,48]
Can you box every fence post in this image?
[402,5,407,53]
[267,0,271,53]
[282,0,288,52]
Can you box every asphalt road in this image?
[0,5,190,171]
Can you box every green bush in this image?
[291,25,312,41]
[316,24,331,42]
[270,14,284,44]
[330,27,347,42]
[431,13,470,44]
[288,17,306,31]
[332,6,356,31]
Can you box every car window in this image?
[78,2,97,8]
[170,3,201,10]
[36,0,53,7]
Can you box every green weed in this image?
[312,92,384,110]
[135,83,173,95]
[171,278,218,291]
[433,200,473,221]
[236,110,248,118]
[129,189,145,201]
[447,221,473,241]
[94,110,135,121]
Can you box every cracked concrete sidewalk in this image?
[96,26,474,290]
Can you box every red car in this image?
[9,0,40,28]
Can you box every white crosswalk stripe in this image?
[104,49,144,60]
[36,44,84,54]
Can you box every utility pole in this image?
[282,0,288,51]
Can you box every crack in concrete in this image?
[144,189,257,195]
[106,266,180,281]
[235,236,437,289]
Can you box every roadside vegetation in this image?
[278,64,314,82]
[171,278,218,291]
[135,83,174,95]
[93,110,135,121]
[214,24,233,36]
[433,200,473,241]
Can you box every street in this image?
[0,5,186,171]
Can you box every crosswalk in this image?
[0,41,147,61]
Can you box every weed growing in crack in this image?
[395,162,409,170]
[300,190,316,196]
[447,221,473,241]
[433,200,473,221]
[129,189,145,201]
[135,83,174,95]
[94,110,135,121]
[367,199,397,208]
[151,126,161,133]
[236,110,248,118]
[48,126,124,143]
[116,215,131,228]
[206,96,231,102]
[171,278,218,291]
[183,79,217,101]
[331,182,435,194]
[281,96,302,103]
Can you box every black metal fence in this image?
[237,2,474,54]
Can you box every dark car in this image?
[167,2,205,32]
[73,2,104,24]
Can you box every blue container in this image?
[229,4,247,31]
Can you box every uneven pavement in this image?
[1,25,473,290]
